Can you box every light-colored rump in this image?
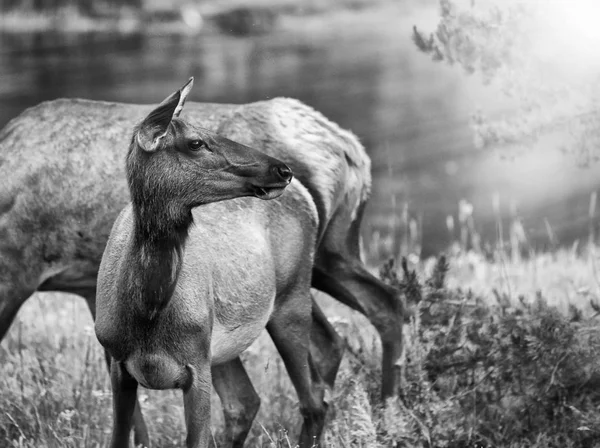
[215,97,371,245]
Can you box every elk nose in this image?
[272,164,293,182]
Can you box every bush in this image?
[377,255,600,447]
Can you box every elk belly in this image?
[210,291,275,365]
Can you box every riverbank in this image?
[0,0,393,34]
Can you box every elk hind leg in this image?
[268,289,331,447]
[316,205,405,399]
[212,298,340,447]
[314,260,404,399]
[309,294,345,391]
[212,357,260,448]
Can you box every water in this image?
[2,6,599,260]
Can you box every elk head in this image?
[127,77,293,228]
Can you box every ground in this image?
[3,245,600,447]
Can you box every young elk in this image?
[94,78,330,448]
[0,81,403,446]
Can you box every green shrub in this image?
[377,255,600,447]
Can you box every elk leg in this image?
[309,294,345,390]
[110,360,139,448]
[82,292,150,448]
[267,292,330,447]
[212,358,260,448]
[183,363,213,448]
[313,260,404,399]
[0,286,31,340]
[212,295,339,448]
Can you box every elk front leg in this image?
[183,363,213,448]
[110,360,139,448]
[83,292,150,448]
[0,285,33,340]
[212,358,260,448]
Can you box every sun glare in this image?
[555,0,600,42]
[532,0,600,73]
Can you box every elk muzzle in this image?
[251,161,293,200]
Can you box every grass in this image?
[0,289,385,447]
[3,201,600,447]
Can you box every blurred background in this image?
[2,0,599,264]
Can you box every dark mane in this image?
[122,132,193,318]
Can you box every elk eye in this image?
[188,139,205,151]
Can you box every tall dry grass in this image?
[3,195,600,446]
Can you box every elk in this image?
[95,78,332,448]
[0,79,403,446]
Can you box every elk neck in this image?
[125,147,194,319]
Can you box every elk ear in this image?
[173,77,194,118]
[137,77,195,152]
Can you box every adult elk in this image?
[0,79,404,445]
[95,78,330,448]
